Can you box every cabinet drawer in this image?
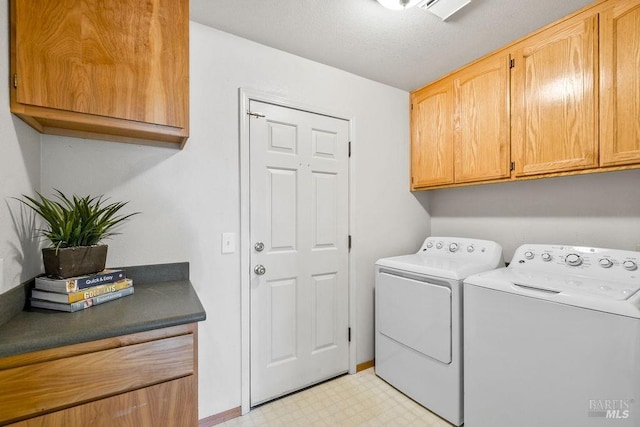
[0,334,193,425]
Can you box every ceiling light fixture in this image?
[377,0,423,10]
[418,0,472,20]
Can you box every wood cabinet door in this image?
[600,0,640,166]
[453,53,511,183]
[511,12,598,177]
[411,79,454,189]
[14,0,188,129]
[8,377,197,427]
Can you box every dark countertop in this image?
[0,262,206,358]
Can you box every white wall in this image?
[0,0,42,294]
[40,23,430,419]
[429,170,640,262]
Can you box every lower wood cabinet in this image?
[0,324,198,427]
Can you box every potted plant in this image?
[18,190,138,279]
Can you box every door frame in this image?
[239,88,357,414]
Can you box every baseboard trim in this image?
[199,406,242,427]
[356,359,375,372]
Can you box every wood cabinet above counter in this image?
[410,0,640,191]
[9,0,189,148]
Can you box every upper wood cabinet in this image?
[600,0,640,166]
[10,0,189,148]
[410,53,511,190]
[411,79,454,189]
[453,53,511,183]
[410,0,640,190]
[511,12,599,177]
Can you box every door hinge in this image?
[348,141,351,157]
[509,58,515,69]
[510,161,515,171]
[247,110,265,118]
[348,235,352,251]
[348,327,351,342]
[13,74,17,89]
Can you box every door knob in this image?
[254,264,266,275]
[254,242,264,252]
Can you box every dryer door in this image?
[377,271,452,364]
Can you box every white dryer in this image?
[375,237,504,426]
[464,244,640,427]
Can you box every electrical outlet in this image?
[222,233,236,254]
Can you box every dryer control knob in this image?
[449,243,459,252]
[524,251,535,260]
[436,242,443,249]
[622,260,638,271]
[541,253,552,262]
[426,242,433,248]
[598,258,613,268]
[565,253,582,267]
[467,245,475,253]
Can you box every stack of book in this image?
[30,269,134,312]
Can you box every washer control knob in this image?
[467,245,475,253]
[541,253,552,262]
[524,251,535,260]
[449,243,459,252]
[565,253,583,267]
[436,242,443,249]
[598,258,613,268]
[426,241,433,248]
[622,260,638,271]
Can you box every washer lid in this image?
[465,268,640,319]
[376,253,499,281]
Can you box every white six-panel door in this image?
[249,100,350,405]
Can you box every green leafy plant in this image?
[17,190,138,251]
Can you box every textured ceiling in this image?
[190,0,595,91]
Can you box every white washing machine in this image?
[375,237,504,426]
[464,244,640,427]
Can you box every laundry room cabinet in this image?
[599,0,640,166]
[411,79,454,188]
[410,0,640,190]
[9,0,189,148]
[510,13,599,177]
[453,53,511,184]
[410,53,510,190]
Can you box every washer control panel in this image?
[510,244,640,299]
[419,237,504,266]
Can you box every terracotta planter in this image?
[42,245,108,279]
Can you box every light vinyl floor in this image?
[219,368,455,427]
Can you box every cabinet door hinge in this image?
[348,327,351,342]
[348,235,352,251]
[509,58,515,69]
[13,74,17,89]
[510,161,515,171]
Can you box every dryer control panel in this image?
[418,237,504,266]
